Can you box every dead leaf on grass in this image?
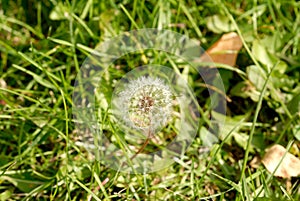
[262,144,300,178]
[201,32,243,66]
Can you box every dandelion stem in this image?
[130,128,152,160]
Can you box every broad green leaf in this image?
[2,176,44,193]
[230,81,248,98]
[74,166,91,181]
[0,190,12,201]
[260,33,283,53]
[292,125,300,141]
[233,132,254,152]
[49,2,69,20]
[252,40,275,68]
[230,81,260,101]
[211,111,246,143]
[251,133,266,151]
[206,15,235,34]
[272,60,287,75]
[200,127,218,147]
[287,92,300,115]
[247,65,267,91]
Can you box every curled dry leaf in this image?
[262,144,300,178]
[201,32,243,66]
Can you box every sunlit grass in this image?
[0,0,299,200]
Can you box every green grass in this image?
[0,0,300,200]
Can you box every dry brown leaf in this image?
[201,32,243,66]
[262,144,300,178]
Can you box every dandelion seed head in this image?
[116,76,173,131]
